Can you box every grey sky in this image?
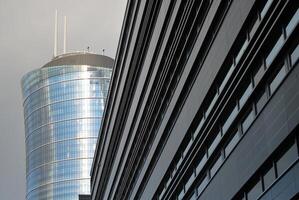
[0,0,126,199]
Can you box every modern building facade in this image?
[91,0,299,200]
[21,53,113,200]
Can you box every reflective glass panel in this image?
[276,142,298,176]
[260,0,273,18]
[210,154,223,177]
[239,81,253,108]
[242,109,255,133]
[286,9,299,37]
[222,105,238,133]
[266,34,284,67]
[269,64,287,94]
[263,165,275,190]
[22,65,112,200]
[256,89,267,113]
[291,43,299,66]
[247,180,263,200]
[224,129,240,156]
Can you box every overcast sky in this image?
[0,0,126,199]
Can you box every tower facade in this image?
[21,53,113,200]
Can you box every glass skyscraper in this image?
[21,53,113,200]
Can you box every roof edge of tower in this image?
[42,52,114,68]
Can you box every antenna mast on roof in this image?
[63,16,67,54]
[54,9,58,57]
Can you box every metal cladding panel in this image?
[259,162,299,200]
[199,64,299,200]
[140,0,256,197]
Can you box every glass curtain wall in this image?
[21,65,111,200]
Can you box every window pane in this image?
[166,176,171,188]
[247,180,263,200]
[197,174,208,196]
[185,171,196,190]
[194,115,204,139]
[219,63,235,92]
[183,139,193,157]
[253,64,264,85]
[286,9,299,37]
[159,188,165,199]
[249,13,260,39]
[291,43,299,66]
[263,165,275,190]
[196,153,207,174]
[276,142,298,176]
[208,130,222,156]
[260,0,273,18]
[224,129,240,156]
[223,105,238,133]
[256,89,267,113]
[269,64,287,94]
[206,91,218,117]
[239,81,253,108]
[177,156,183,167]
[236,39,249,64]
[242,109,255,133]
[266,34,284,67]
[190,190,197,200]
[210,154,223,177]
[178,188,185,200]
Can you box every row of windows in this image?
[27,158,93,193]
[180,7,299,199]
[25,98,105,135]
[156,1,299,199]
[22,65,111,99]
[26,118,102,153]
[157,0,274,198]
[27,138,97,172]
[125,1,214,198]
[24,78,110,117]
[26,178,90,200]
[233,135,299,200]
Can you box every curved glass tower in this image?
[21,53,113,200]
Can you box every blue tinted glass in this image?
[22,65,112,200]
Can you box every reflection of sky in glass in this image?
[22,65,111,200]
